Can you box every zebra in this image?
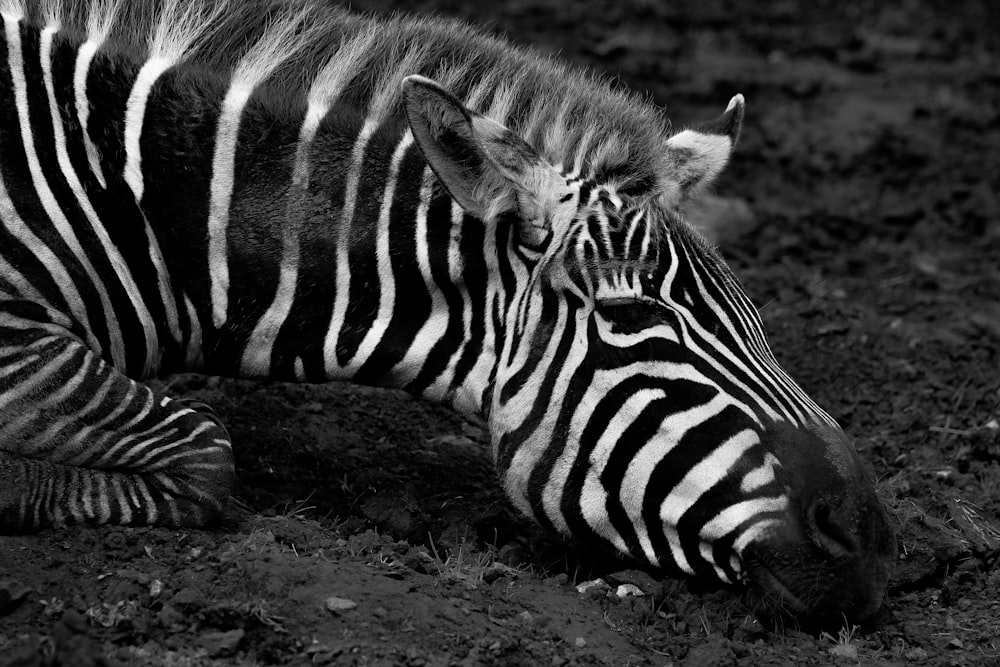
[0,0,894,624]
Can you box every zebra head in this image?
[402,76,894,625]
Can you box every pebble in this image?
[828,644,859,660]
[170,586,206,612]
[574,637,586,648]
[574,578,607,594]
[904,647,928,662]
[614,583,644,598]
[546,573,569,587]
[325,596,358,613]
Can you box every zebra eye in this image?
[595,298,678,334]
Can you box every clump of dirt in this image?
[3,0,999,665]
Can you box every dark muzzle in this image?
[741,422,896,626]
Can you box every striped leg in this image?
[0,324,234,531]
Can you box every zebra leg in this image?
[0,330,234,532]
[173,397,230,438]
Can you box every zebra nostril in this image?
[807,500,861,559]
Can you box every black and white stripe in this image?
[0,0,890,624]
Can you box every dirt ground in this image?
[2,0,1000,665]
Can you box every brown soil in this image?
[2,1,999,665]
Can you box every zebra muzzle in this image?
[740,422,896,626]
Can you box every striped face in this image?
[494,185,805,574]
[404,77,894,624]
[490,183,893,624]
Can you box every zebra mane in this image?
[2,0,677,204]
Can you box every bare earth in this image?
[2,0,999,665]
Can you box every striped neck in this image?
[75,35,508,418]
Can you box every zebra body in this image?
[0,0,894,624]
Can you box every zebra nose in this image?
[805,496,862,559]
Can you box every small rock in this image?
[325,596,358,613]
[605,569,658,591]
[482,563,514,584]
[945,637,964,650]
[574,578,608,594]
[545,573,569,587]
[904,647,928,662]
[372,606,388,618]
[115,568,151,585]
[828,644,859,661]
[614,584,644,598]
[303,402,324,414]
[198,629,244,658]
[517,611,534,624]
[170,586,206,612]
[401,547,437,574]
[574,637,586,648]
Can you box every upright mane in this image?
[3,0,675,201]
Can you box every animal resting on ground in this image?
[0,0,895,626]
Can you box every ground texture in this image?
[2,0,1000,665]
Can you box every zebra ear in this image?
[402,75,562,247]
[664,94,745,197]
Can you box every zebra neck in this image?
[127,60,507,418]
[0,17,507,418]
